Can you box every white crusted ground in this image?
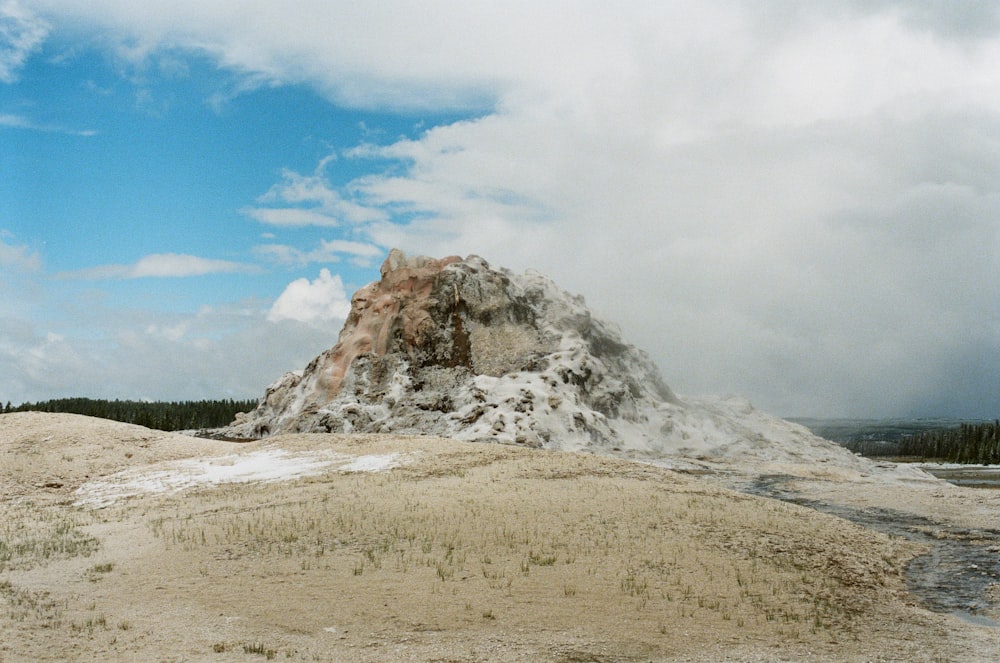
[74,448,404,508]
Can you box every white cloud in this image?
[258,168,339,206]
[0,237,45,329]
[332,242,384,267]
[0,327,85,399]
[255,239,383,267]
[0,0,48,83]
[130,254,252,278]
[0,235,41,272]
[241,166,387,227]
[241,207,341,227]
[0,302,340,403]
[0,112,32,129]
[59,253,256,280]
[0,112,96,135]
[144,322,189,342]
[267,268,351,324]
[253,244,308,265]
[41,0,996,123]
[320,239,383,260]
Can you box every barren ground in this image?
[2,412,999,662]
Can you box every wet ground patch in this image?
[745,475,1000,626]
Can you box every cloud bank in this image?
[10,1,1000,417]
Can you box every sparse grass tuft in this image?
[0,579,64,623]
[242,641,277,659]
[85,561,114,581]
[0,505,99,571]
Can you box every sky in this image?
[1,1,998,418]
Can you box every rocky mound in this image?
[225,250,878,472]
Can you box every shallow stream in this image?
[745,475,1000,627]
[921,465,1000,489]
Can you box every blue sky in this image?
[2,1,1000,418]
[2,43,463,304]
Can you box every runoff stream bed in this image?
[745,474,1000,628]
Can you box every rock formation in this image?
[225,249,874,470]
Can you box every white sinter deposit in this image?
[74,448,403,508]
[223,250,904,475]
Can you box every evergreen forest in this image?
[0,397,257,432]
[845,420,1000,464]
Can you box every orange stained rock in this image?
[319,250,461,400]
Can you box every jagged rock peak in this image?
[227,249,683,452]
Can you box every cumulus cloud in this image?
[267,268,351,324]
[59,253,256,280]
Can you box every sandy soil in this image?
[2,412,999,662]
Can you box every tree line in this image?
[1,397,258,432]
[845,420,1000,464]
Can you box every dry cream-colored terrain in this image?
[2,412,999,662]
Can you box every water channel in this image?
[744,474,1000,627]
[921,464,1000,490]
